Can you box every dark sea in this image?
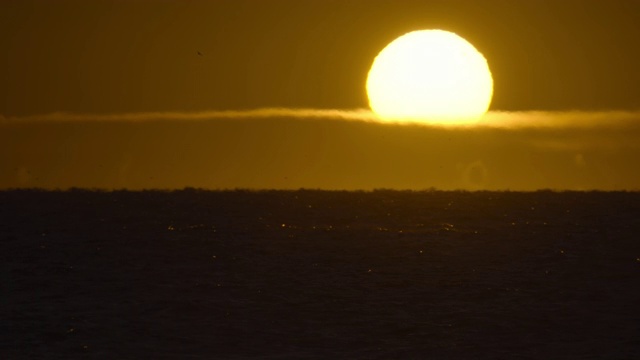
[2,190,639,359]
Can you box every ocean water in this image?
[3,189,640,359]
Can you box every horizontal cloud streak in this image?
[1,108,379,124]
[482,110,640,129]
[2,108,640,130]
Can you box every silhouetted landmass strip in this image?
[3,189,640,359]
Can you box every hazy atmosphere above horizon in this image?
[2,0,640,190]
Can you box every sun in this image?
[367,29,493,125]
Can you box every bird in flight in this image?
[197,51,204,56]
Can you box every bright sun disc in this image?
[367,29,493,125]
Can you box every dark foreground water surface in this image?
[2,190,640,359]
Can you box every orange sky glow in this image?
[1,0,639,190]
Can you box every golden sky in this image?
[1,0,639,190]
